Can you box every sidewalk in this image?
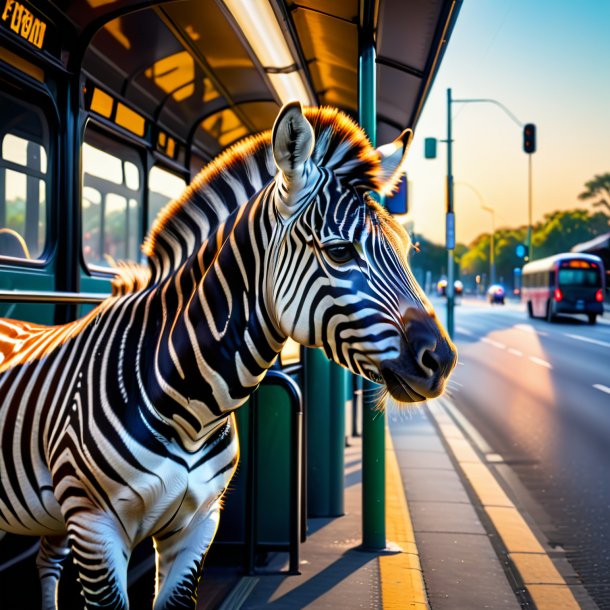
[201,398,591,609]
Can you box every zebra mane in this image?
[137,107,383,290]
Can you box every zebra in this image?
[0,102,457,609]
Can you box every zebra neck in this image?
[145,190,286,450]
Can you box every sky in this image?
[406,0,610,246]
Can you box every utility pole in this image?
[445,88,455,339]
[425,93,534,326]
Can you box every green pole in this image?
[329,363,346,516]
[359,33,386,550]
[305,348,330,516]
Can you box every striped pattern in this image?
[0,103,452,609]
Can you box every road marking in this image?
[482,337,506,349]
[456,326,474,336]
[529,356,552,369]
[429,399,581,610]
[508,348,523,357]
[593,384,610,395]
[381,430,427,609]
[514,323,548,337]
[440,397,493,454]
[564,333,610,348]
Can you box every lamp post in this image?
[481,204,496,286]
[455,182,495,287]
[426,91,533,336]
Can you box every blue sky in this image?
[406,0,610,245]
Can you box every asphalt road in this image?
[441,296,610,609]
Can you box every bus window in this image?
[0,94,49,260]
[148,166,186,228]
[558,268,601,287]
[82,134,143,268]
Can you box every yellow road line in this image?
[431,398,581,610]
[380,429,428,609]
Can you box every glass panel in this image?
[0,90,50,261]
[82,185,103,263]
[81,136,143,267]
[148,165,186,227]
[1,159,47,259]
[82,143,123,184]
[2,134,48,173]
[124,161,139,190]
[558,269,601,287]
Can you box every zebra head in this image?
[270,102,457,403]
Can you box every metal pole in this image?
[305,348,330,516]
[527,154,534,260]
[446,88,455,339]
[359,34,386,551]
[490,213,495,285]
[329,363,346,516]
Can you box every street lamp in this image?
[480,204,495,286]
[456,182,495,287]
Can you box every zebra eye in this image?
[324,243,354,264]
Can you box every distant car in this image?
[487,284,505,304]
[436,279,463,297]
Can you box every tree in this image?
[532,209,609,259]
[578,173,610,213]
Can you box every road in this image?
[440,296,610,609]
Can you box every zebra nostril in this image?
[418,348,440,377]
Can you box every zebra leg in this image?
[36,535,70,610]
[153,505,221,610]
[66,515,131,609]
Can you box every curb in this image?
[381,428,428,609]
[430,397,581,610]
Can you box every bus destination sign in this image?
[1,0,47,49]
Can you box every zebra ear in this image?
[272,101,315,180]
[374,128,413,195]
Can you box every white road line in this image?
[593,384,610,395]
[529,356,552,369]
[456,326,473,336]
[508,348,523,357]
[564,333,610,348]
[514,323,548,337]
[481,337,506,349]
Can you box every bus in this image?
[522,253,605,324]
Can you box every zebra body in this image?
[0,103,456,609]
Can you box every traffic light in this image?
[523,123,536,154]
[515,243,529,260]
[424,137,437,159]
